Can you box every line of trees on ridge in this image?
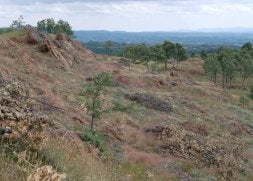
[120,41,187,71]
[203,42,253,89]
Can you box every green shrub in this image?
[250,86,253,99]
[112,101,135,113]
[81,128,107,153]
[239,96,250,107]
[112,101,128,112]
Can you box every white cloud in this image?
[0,0,253,31]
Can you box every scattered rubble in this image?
[0,79,50,150]
[182,121,209,136]
[145,124,246,180]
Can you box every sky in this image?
[0,0,253,31]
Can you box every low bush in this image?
[81,128,107,153]
[239,96,250,107]
[112,101,135,113]
[250,86,253,99]
[112,101,129,112]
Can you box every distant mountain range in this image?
[196,27,253,33]
[74,30,253,45]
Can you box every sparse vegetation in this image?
[80,72,112,132]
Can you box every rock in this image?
[23,25,98,70]
[0,127,12,135]
[25,25,45,44]
[56,33,66,41]
[38,43,49,53]
[14,111,24,120]
[2,91,9,96]
[0,106,8,113]
[27,166,66,181]
[0,78,50,149]
[4,112,15,120]
[170,81,177,86]
[0,112,4,120]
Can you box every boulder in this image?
[56,33,66,41]
[27,166,66,181]
[25,25,46,45]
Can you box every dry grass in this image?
[0,155,28,181]
[39,137,122,181]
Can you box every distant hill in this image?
[74,30,253,45]
[197,27,253,33]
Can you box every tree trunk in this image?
[222,72,225,89]
[165,61,168,71]
[214,72,217,85]
[229,76,232,87]
[90,98,96,132]
[241,75,246,88]
[90,115,94,132]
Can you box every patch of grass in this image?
[0,154,29,181]
[0,29,25,38]
[190,168,216,181]
[244,136,253,148]
[0,28,13,35]
[40,138,121,181]
[179,161,195,173]
[119,163,148,181]
[112,100,135,113]
[227,104,253,128]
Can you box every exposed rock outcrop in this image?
[24,25,98,70]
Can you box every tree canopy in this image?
[80,72,112,132]
[37,18,73,36]
[121,41,187,71]
[10,15,25,30]
[204,42,253,88]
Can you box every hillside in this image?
[0,28,253,180]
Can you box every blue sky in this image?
[0,0,253,31]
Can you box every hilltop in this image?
[0,28,253,180]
